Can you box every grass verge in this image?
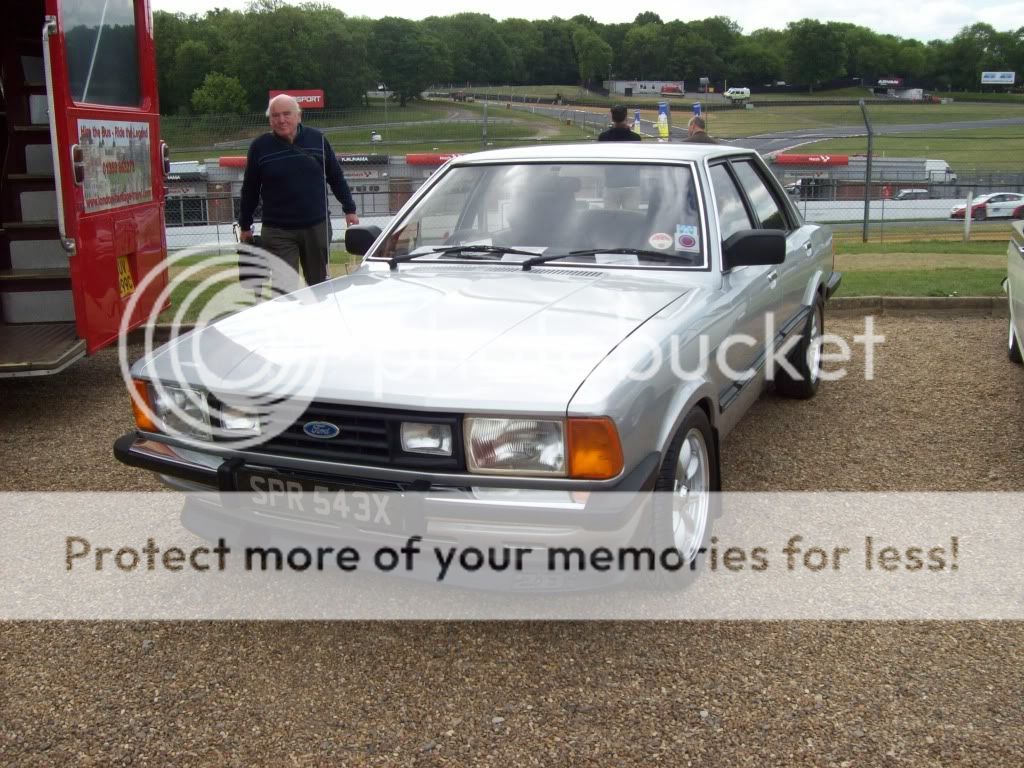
[835,268,1006,297]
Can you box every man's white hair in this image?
[266,93,301,117]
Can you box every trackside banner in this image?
[268,89,325,108]
[1,493,1021,620]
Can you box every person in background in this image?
[597,106,642,208]
[685,115,717,143]
[238,94,359,292]
[598,104,642,142]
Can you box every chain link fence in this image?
[162,96,1023,248]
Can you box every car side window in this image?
[732,160,789,230]
[710,164,754,242]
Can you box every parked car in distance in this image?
[950,192,1024,221]
[1006,221,1024,364]
[893,188,929,201]
[723,87,751,102]
[115,143,841,580]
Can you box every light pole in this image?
[377,83,388,143]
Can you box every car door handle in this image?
[766,270,779,284]
[803,242,813,254]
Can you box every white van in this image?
[724,87,751,102]
[924,159,957,183]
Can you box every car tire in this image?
[1010,316,1024,365]
[974,208,986,221]
[775,295,824,399]
[645,407,720,590]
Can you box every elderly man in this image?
[239,94,359,291]
[685,115,717,144]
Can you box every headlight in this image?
[150,384,211,440]
[465,418,566,476]
[465,417,625,479]
[401,422,452,456]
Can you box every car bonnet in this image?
[136,267,694,413]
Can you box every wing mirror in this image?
[721,229,785,271]
[345,225,382,256]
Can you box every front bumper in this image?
[114,432,662,557]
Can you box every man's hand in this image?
[240,229,254,243]
[345,213,360,226]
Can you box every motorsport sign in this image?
[268,89,325,109]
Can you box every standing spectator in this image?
[238,94,359,292]
[598,105,641,208]
[685,115,717,143]
[598,105,642,142]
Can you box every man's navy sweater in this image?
[238,125,356,231]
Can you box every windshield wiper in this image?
[521,247,693,271]
[388,245,539,270]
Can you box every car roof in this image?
[450,142,750,166]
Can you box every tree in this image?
[421,13,511,85]
[633,12,663,26]
[785,19,848,91]
[172,40,212,113]
[371,17,449,106]
[946,23,1009,88]
[729,38,784,85]
[153,11,191,113]
[497,19,545,83]
[191,72,249,113]
[533,19,579,85]
[623,24,667,80]
[572,26,613,85]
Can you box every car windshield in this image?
[372,162,707,268]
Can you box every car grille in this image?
[244,402,464,471]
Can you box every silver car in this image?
[1006,221,1024,364]
[116,143,840,574]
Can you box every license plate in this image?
[116,256,135,297]
[235,470,398,532]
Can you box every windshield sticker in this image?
[648,232,673,250]
[675,225,700,253]
[595,253,639,266]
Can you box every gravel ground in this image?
[2,315,1023,765]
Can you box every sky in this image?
[151,0,1021,43]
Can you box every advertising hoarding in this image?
[268,89,325,108]
[981,72,1016,85]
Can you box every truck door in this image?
[0,0,167,377]
[55,0,168,353]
